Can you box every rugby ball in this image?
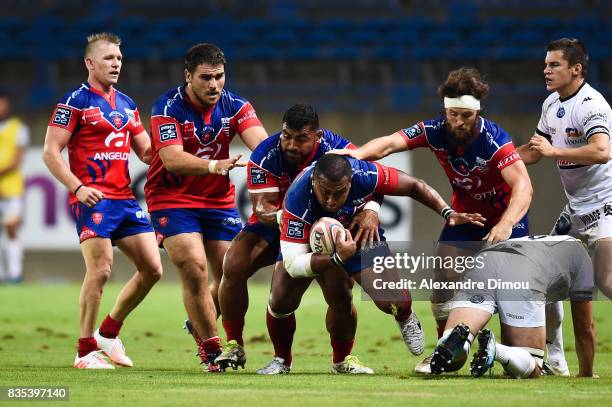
[309,217,346,254]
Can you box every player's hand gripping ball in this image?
[309,217,346,254]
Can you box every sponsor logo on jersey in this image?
[556,107,565,118]
[287,219,305,239]
[250,167,267,185]
[181,121,196,139]
[93,152,129,161]
[83,106,103,124]
[604,203,612,217]
[159,123,178,142]
[565,128,582,138]
[497,151,521,169]
[104,131,127,148]
[452,176,482,192]
[53,107,72,127]
[583,110,607,126]
[472,187,497,200]
[109,111,125,128]
[237,107,257,126]
[92,213,103,225]
[402,123,425,140]
[505,312,524,320]
[582,97,593,103]
[125,108,139,127]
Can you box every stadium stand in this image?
[1,0,610,112]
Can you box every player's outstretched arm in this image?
[483,160,532,243]
[570,300,596,377]
[239,126,268,151]
[159,145,245,176]
[517,137,543,165]
[43,126,104,207]
[390,169,486,226]
[132,130,152,165]
[332,132,407,160]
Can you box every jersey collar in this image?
[559,81,586,103]
[183,84,216,122]
[85,82,116,109]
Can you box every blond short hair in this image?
[85,32,121,57]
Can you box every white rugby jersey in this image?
[537,82,612,213]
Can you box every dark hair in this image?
[184,43,226,73]
[438,67,489,101]
[314,154,352,183]
[283,103,319,131]
[547,38,589,78]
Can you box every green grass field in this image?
[1,283,611,406]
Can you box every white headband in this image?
[443,95,481,110]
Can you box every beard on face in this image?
[445,121,476,146]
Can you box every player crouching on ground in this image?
[429,236,596,378]
[257,154,484,374]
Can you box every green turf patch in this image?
[0,283,610,406]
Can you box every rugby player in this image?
[257,154,484,374]
[145,43,267,371]
[518,38,612,376]
[333,68,532,372]
[43,33,163,369]
[429,235,595,379]
[215,103,384,370]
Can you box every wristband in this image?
[330,251,345,268]
[208,160,218,174]
[363,200,381,214]
[74,184,85,194]
[441,206,455,220]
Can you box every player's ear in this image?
[84,56,94,70]
[315,129,323,141]
[184,69,192,84]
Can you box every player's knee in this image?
[178,258,207,278]
[268,295,297,316]
[222,255,250,284]
[86,261,112,283]
[145,264,163,283]
[326,291,353,314]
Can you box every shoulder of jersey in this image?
[578,84,610,108]
[152,86,185,116]
[114,88,138,109]
[321,129,349,148]
[251,132,282,163]
[219,89,249,110]
[58,83,90,108]
[542,91,560,111]
[419,118,444,145]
